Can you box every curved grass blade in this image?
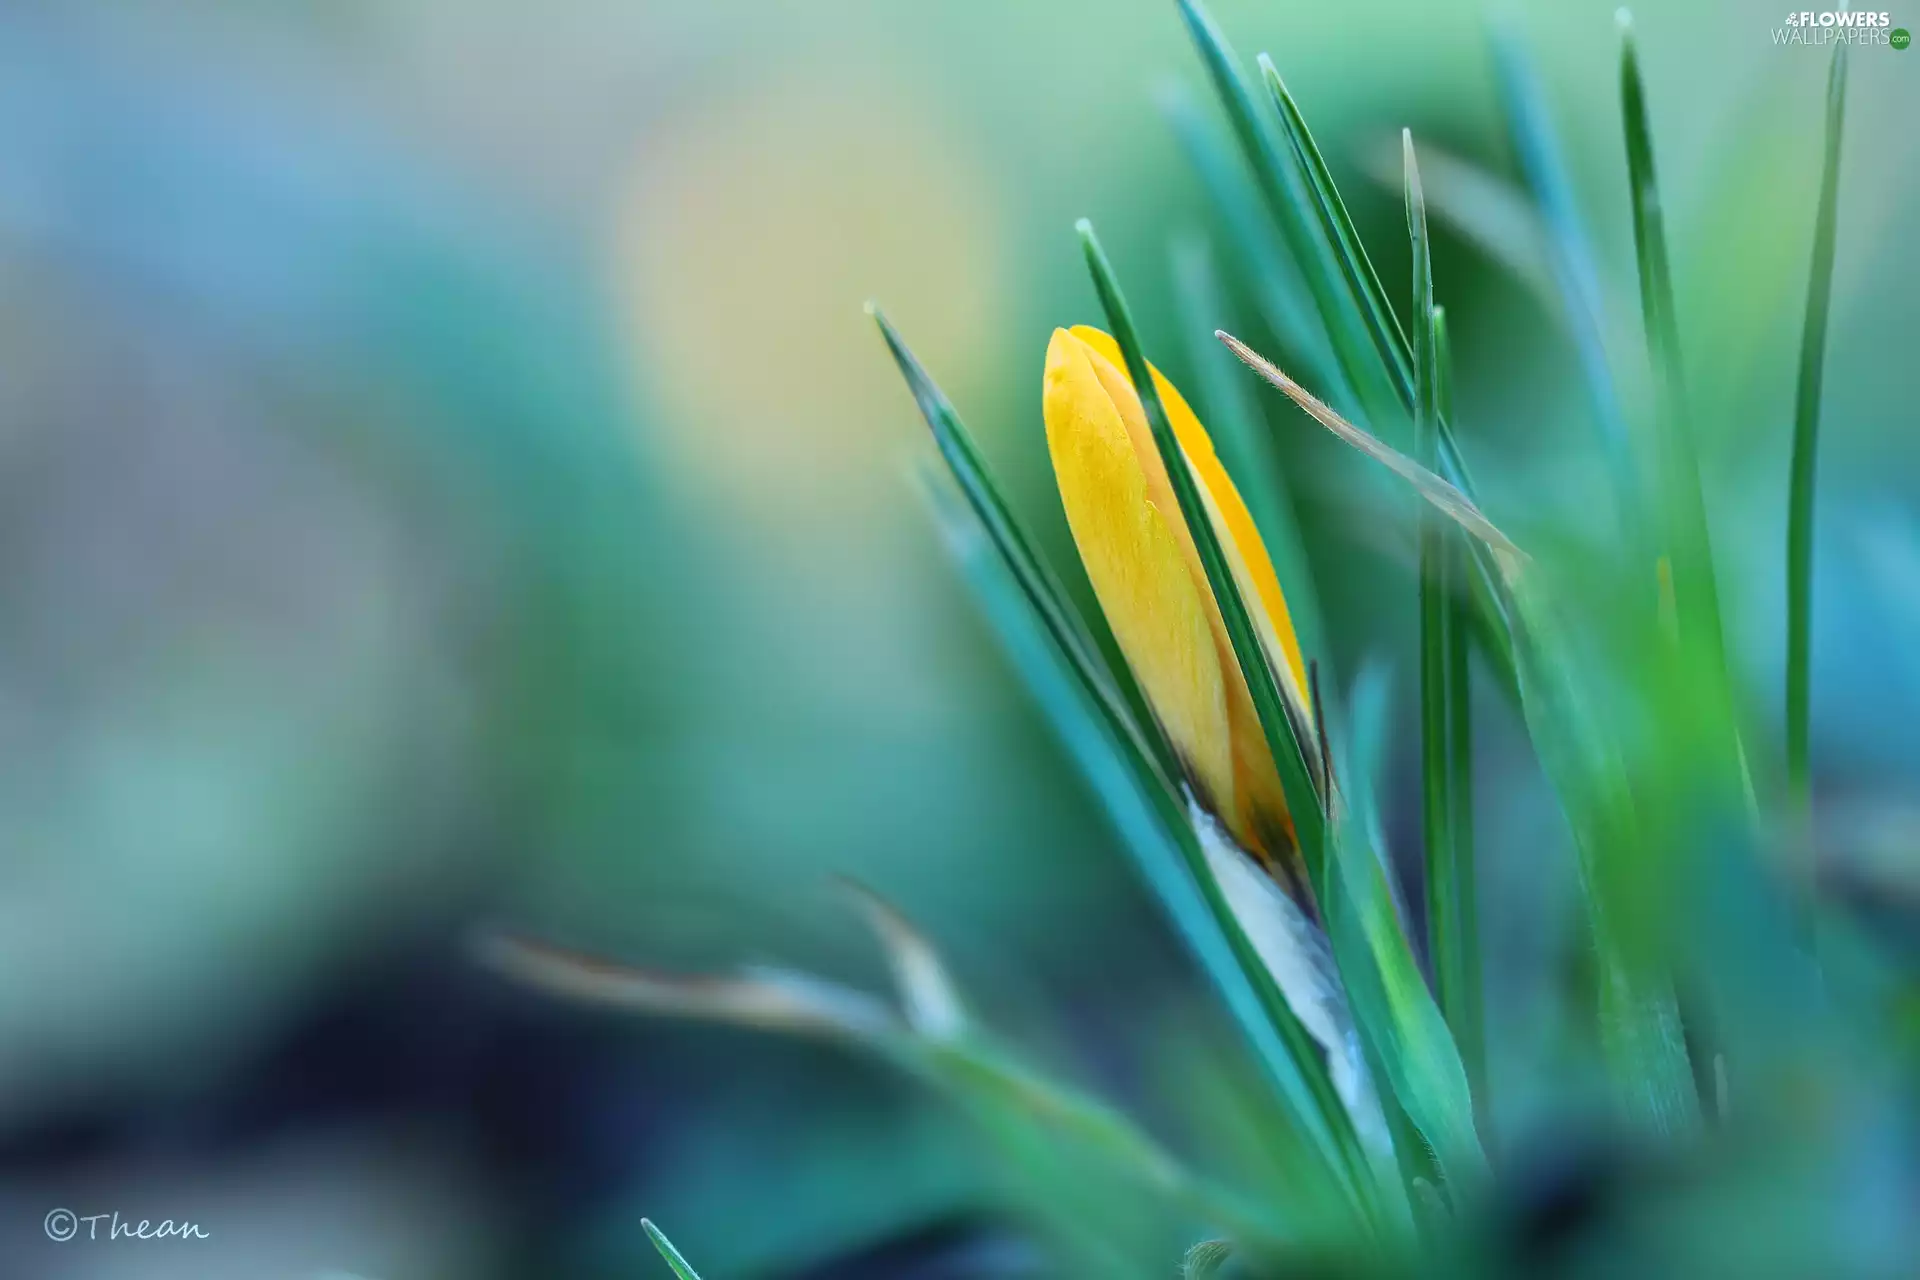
[1360,138,1559,316]
[1329,663,1488,1202]
[1489,23,1639,537]
[924,475,1353,1206]
[1619,13,1730,692]
[890,335,1372,1215]
[868,303,1184,793]
[1183,1239,1234,1279]
[643,1220,705,1280]
[472,931,897,1040]
[1261,54,1409,418]
[1498,585,1703,1138]
[487,921,1297,1251]
[1787,45,1849,815]
[1221,327,1698,1133]
[1079,221,1329,883]
[1162,88,1345,401]
[1216,331,1524,573]
[1173,0,1381,415]
[1407,139,1482,1109]
[1432,306,1483,1114]
[840,878,968,1041]
[1171,232,1332,677]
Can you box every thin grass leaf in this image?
[1327,662,1488,1201]
[1162,88,1345,399]
[1171,232,1332,675]
[1432,306,1484,1114]
[1360,138,1559,316]
[1407,139,1481,1108]
[1787,45,1848,815]
[642,1220,705,1280]
[1174,0,1380,413]
[898,359,1371,1212]
[1184,9,1521,721]
[485,920,1295,1251]
[1079,220,1329,885]
[1251,52,1476,503]
[1494,584,1704,1137]
[927,1036,1298,1250]
[1260,54,1409,419]
[1489,23,1640,533]
[1618,12,1731,696]
[1216,331,1525,574]
[840,879,968,1041]
[867,303,1184,792]
[1183,1238,1234,1279]
[1217,328,1697,1133]
[471,931,897,1040]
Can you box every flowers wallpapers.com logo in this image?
[1774,11,1909,45]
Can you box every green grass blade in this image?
[1173,0,1381,415]
[1171,232,1332,674]
[1079,220,1329,887]
[1787,45,1848,814]
[1618,12,1730,688]
[922,471,1371,1220]
[1161,88,1345,400]
[1330,663,1488,1202]
[1498,582,1703,1137]
[1183,1239,1234,1278]
[1261,54,1410,418]
[1489,24,1639,530]
[926,1036,1299,1252]
[1407,139,1481,1111]
[643,1220,704,1280]
[884,323,1371,1213]
[1245,47,1488,517]
[868,303,1185,792]
[1432,306,1484,1116]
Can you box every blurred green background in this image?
[0,1,1915,1275]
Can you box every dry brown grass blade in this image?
[471,930,897,1039]
[1216,330,1526,580]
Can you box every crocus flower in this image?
[1042,325,1313,875]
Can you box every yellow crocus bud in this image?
[1042,325,1312,869]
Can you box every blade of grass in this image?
[1330,662,1488,1203]
[1220,329,1700,1134]
[879,317,1374,1215]
[1252,53,1474,499]
[868,303,1183,793]
[1787,44,1848,818]
[1171,232,1332,675]
[1174,0,1382,415]
[489,928,1298,1250]
[643,1220,705,1280]
[1359,138,1559,316]
[1215,331,1524,574]
[1432,305,1484,1119]
[1079,220,1329,886]
[1489,23,1639,534]
[923,475,1366,1227]
[1618,12,1730,697]
[1261,54,1409,421]
[1162,87,1345,401]
[1183,3,1520,722]
[1407,137,1482,1112]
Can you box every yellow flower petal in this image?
[1043,328,1236,821]
[1045,327,1312,862]
[1068,327,1311,710]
